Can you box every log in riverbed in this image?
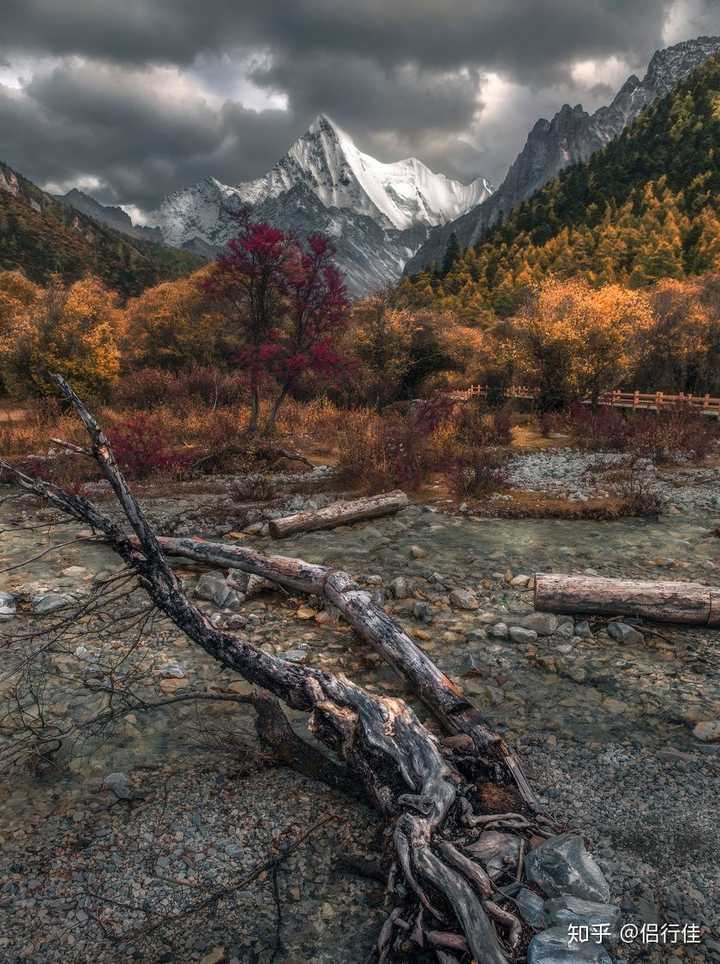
[535,572,720,626]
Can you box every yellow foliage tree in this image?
[26,275,122,397]
[0,271,42,393]
[501,277,654,408]
[123,265,233,370]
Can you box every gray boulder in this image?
[544,895,621,942]
[517,612,559,636]
[488,622,509,639]
[449,588,479,610]
[607,622,643,645]
[525,833,611,903]
[527,927,613,963]
[515,887,546,928]
[0,591,17,619]
[389,576,412,599]
[509,626,538,644]
[103,772,132,800]
[413,601,434,623]
[32,593,74,615]
[195,573,232,608]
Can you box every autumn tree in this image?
[34,275,122,397]
[502,277,653,409]
[205,212,349,434]
[124,265,234,371]
[351,287,415,408]
[0,270,41,394]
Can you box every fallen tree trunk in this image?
[0,374,560,963]
[268,489,409,538]
[150,533,536,809]
[535,572,720,626]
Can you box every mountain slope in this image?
[0,163,204,297]
[56,189,164,244]
[400,51,720,316]
[151,115,492,296]
[406,35,720,273]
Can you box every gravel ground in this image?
[1,448,720,962]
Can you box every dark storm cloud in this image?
[2,0,670,77]
[1,0,718,212]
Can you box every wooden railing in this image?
[453,385,720,416]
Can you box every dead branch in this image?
[0,372,570,963]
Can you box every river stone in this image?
[510,626,538,644]
[466,831,521,878]
[102,772,132,800]
[515,887,546,928]
[160,662,186,679]
[517,612,559,636]
[544,896,621,941]
[527,927,613,963]
[449,588,479,610]
[245,574,273,598]
[389,576,412,599]
[195,574,232,608]
[488,622,509,639]
[693,720,720,742]
[525,833,611,902]
[413,601,434,623]
[0,592,17,619]
[32,593,74,615]
[607,622,643,645]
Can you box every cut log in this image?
[534,572,720,626]
[269,489,408,538]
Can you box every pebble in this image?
[509,626,538,644]
[607,622,644,645]
[449,588,479,610]
[692,720,720,742]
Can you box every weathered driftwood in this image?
[150,533,536,809]
[0,374,557,964]
[535,572,720,626]
[268,489,409,538]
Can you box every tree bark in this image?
[148,533,537,809]
[534,572,720,626]
[268,490,409,538]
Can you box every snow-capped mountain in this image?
[150,115,492,295]
[406,35,720,274]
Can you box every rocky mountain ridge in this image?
[406,35,720,274]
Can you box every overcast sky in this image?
[2,0,720,219]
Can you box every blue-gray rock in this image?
[517,612,558,636]
[488,622,509,639]
[515,887,546,928]
[525,834,611,902]
[103,772,131,800]
[195,574,232,608]
[32,593,75,615]
[527,926,613,963]
[413,601,434,623]
[509,626,538,644]
[282,648,307,663]
[544,896,621,942]
[607,622,643,645]
[159,662,186,679]
[0,591,17,619]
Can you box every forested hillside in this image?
[0,162,204,298]
[402,53,720,318]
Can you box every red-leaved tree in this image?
[205,210,350,434]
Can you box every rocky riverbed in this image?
[0,451,719,962]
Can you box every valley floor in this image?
[0,450,719,962]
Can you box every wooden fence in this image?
[454,385,720,417]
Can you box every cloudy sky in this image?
[2,0,720,219]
